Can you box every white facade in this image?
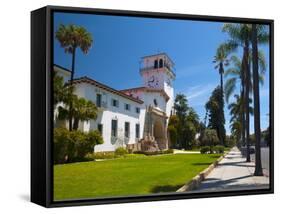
[54,53,175,152]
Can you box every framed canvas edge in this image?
[33,5,274,208]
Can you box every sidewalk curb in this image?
[176,150,231,192]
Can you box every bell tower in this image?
[139,53,176,117]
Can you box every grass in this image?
[54,153,221,201]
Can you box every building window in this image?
[125,122,130,138]
[112,99,119,107]
[153,99,158,107]
[136,107,140,114]
[154,59,158,69]
[159,59,163,68]
[111,119,118,137]
[125,103,131,111]
[96,94,102,107]
[97,123,103,135]
[135,124,140,139]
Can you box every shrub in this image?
[214,145,225,154]
[54,128,75,164]
[200,146,210,154]
[133,149,173,156]
[53,128,104,164]
[201,129,220,147]
[115,147,128,157]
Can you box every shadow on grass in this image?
[150,184,183,193]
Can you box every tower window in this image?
[159,59,163,68]
[153,99,158,107]
[154,60,158,69]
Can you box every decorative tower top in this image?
[139,53,176,89]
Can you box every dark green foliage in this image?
[214,145,225,154]
[168,115,179,146]
[200,129,220,148]
[200,146,210,154]
[169,94,200,150]
[53,128,103,164]
[115,147,128,157]
[133,149,174,156]
[205,86,226,145]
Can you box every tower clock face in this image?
[147,75,159,88]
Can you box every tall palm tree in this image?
[223,23,269,164]
[251,24,264,176]
[56,24,93,131]
[213,43,229,145]
[213,43,230,97]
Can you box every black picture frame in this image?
[31,5,274,208]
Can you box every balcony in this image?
[139,64,175,76]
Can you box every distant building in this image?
[54,53,176,152]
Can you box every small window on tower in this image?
[159,59,163,68]
[153,99,158,107]
[154,59,158,69]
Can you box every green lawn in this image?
[54,153,221,200]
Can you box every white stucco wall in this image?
[74,83,145,152]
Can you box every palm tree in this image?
[72,97,98,130]
[228,94,253,146]
[213,43,229,145]
[58,96,98,131]
[223,23,269,164]
[222,24,254,162]
[225,53,267,103]
[213,43,230,96]
[251,24,264,176]
[56,24,93,131]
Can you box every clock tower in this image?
[139,53,176,117]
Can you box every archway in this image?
[153,119,166,150]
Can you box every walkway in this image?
[190,147,270,192]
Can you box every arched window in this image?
[159,59,163,68]
[154,60,158,69]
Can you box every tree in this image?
[205,86,226,146]
[184,107,200,150]
[171,94,200,149]
[213,43,230,97]
[201,129,220,152]
[53,71,67,106]
[252,24,263,176]
[174,94,189,148]
[168,115,180,147]
[222,23,268,162]
[58,96,98,131]
[213,44,229,146]
[56,24,93,131]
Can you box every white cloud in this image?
[177,83,217,107]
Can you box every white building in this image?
[54,53,176,152]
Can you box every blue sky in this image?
[54,12,270,134]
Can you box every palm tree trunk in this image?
[252,24,263,176]
[68,47,76,131]
[244,41,251,162]
[219,63,225,146]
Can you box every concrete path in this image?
[173,149,200,154]
[190,147,269,193]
